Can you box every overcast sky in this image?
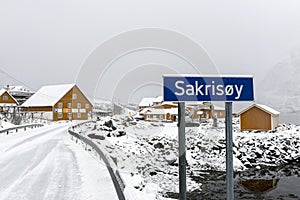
[1,1,300,103]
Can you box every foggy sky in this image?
[1,0,300,103]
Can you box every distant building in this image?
[22,84,93,121]
[189,103,225,120]
[153,96,163,106]
[153,102,178,109]
[5,85,35,105]
[144,107,178,122]
[0,89,18,111]
[138,97,156,110]
[239,104,280,131]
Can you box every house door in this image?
[166,113,171,120]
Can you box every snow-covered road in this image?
[0,123,118,200]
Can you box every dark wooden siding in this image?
[240,106,271,131]
[22,106,52,112]
[53,85,93,121]
[22,85,93,121]
[0,91,18,105]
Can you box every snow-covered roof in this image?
[214,106,225,111]
[0,88,6,96]
[239,104,280,116]
[0,89,18,105]
[138,97,156,107]
[22,84,75,107]
[140,108,151,114]
[153,96,163,103]
[7,85,35,94]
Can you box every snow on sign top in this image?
[163,75,254,102]
[22,84,75,107]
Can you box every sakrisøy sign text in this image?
[163,75,254,101]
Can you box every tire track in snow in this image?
[0,124,82,200]
[4,125,68,152]
[0,123,117,200]
[0,140,60,195]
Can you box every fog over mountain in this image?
[258,51,300,113]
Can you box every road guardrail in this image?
[0,123,44,135]
[68,121,126,200]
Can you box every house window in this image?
[68,103,72,108]
[2,95,8,101]
[77,112,81,119]
[58,113,63,119]
[68,113,72,120]
[85,103,89,109]
[58,102,63,108]
[77,103,81,108]
[72,93,77,99]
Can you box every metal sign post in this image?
[225,102,234,199]
[178,102,186,200]
[163,75,254,200]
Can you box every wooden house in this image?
[239,104,280,131]
[152,102,178,109]
[191,104,225,120]
[22,84,93,121]
[138,97,156,110]
[153,96,163,106]
[0,89,18,111]
[144,107,178,122]
[5,85,35,105]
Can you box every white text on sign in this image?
[174,81,244,100]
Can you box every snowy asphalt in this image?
[0,123,118,200]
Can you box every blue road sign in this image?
[163,75,254,101]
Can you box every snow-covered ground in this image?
[74,116,300,199]
[0,122,118,200]
[1,113,299,199]
[0,119,16,130]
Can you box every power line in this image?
[0,67,36,91]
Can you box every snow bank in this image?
[73,118,300,199]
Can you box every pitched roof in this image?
[0,88,6,96]
[7,85,35,94]
[22,84,75,107]
[239,104,280,116]
[213,105,225,111]
[138,97,156,107]
[153,96,163,103]
[0,89,18,105]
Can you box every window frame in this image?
[2,95,8,101]
[58,113,63,119]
